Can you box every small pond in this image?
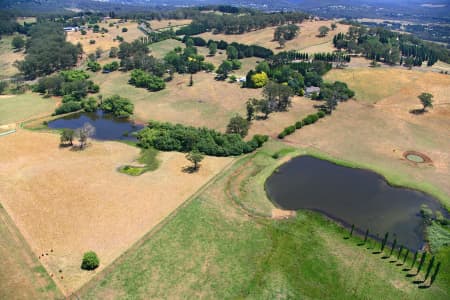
[48,110,144,141]
[265,156,447,250]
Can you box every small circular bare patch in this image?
[403,151,432,164]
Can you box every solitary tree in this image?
[331,23,337,30]
[424,256,435,282]
[278,37,286,49]
[416,252,427,275]
[208,42,217,56]
[77,123,95,149]
[216,60,233,80]
[81,251,100,270]
[411,251,418,269]
[186,150,204,171]
[402,248,410,265]
[0,81,8,94]
[429,262,441,286]
[418,92,433,112]
[246,100,255,121]
[226,114,250,137]
[12,36,25,50]
[189,73,194,86]
[60,128,75,146]
[226,45,238,60]
[95,47,103,59]
[319,26,330,37]
[109,46,118,58]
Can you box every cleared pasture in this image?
[0,129,233,295]
[0,93,58,125]
[90,71,262,130]
[0,35,24,79]
[66,21,145,54]
[290,68,450,206]
[196,20,349,53]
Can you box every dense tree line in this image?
[15,22,82,79]
[182,36,274,59]
[137,121,268,157]
[176,11,309,36]
[333,25,450,66]
[268,51,309,65]
[313,52,351,63]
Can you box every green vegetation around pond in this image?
[80,141,449,299]
[118,148,159,176]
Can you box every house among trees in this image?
[305,86,321,97]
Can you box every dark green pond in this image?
[48,110,143,141]
[265,156,447,250]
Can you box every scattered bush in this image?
[81,251,100,270]
[87,60,101,72]
[317,110,326,118]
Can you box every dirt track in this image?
[0,130,232,295]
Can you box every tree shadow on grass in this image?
[409,109,425,115]
[182,165,199,174]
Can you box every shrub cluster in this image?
[278,110,326,139]
[137,121,268,156]
[129,69,166,91]
[81,251,100,270]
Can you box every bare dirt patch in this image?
[196,20,349,53]
[0,129,233,295]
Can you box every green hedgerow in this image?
[81,251,100,270]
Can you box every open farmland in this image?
[196,20,349,53]
[0,129,233,295]
[0,35,24,79]
[289,68,450,206]
[0,204,62,300]
[90,71,261,130]
[79,141,449,299]
[0,93,58,125]
[66,20,145,54]
[148,19,192,31]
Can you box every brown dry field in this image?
[196,20,349,53]
[286,68,450,205]
[148,19,192,30]
[66,21,145,54]
[249,96,319,138]
[90,71,262,130]
[0,129,233,295]
[0,35,24,79]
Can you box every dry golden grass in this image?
[66,21,145,54]
[148,19,192,30]
[91,71,262,130]
[196,20,349,53]
[0,35,24,79]
[0,129,233,295]
[285,69,450,205]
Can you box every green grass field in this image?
[0,204,62,300]
[0,93,57,125]
[79,141,449,299]
[148,39,185,59]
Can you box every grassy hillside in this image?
[79,141,449,299]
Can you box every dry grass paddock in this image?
[196,20,349,53]
[148,19,192,31]
[0,129,233,295]
[90,71,262,130]
[286,68,450,205]
[66,21,145,54]
[0,35,25,79]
